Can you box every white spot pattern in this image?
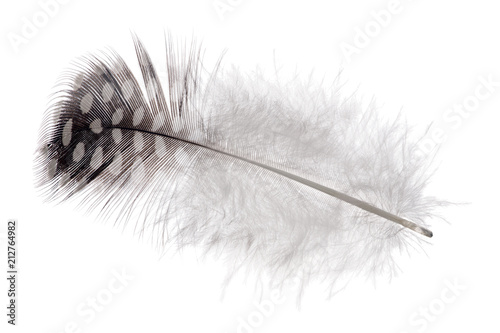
[151,113,165,131]
[90,147,103,170]
[122,79,134,100]
[73,142,85,162]
[112,108,123,125]
[133,106,145,126]
[48,158,57,178]
[154,136,166,158]
[134,132,144,152]
[90,119,103,134]
[112,129,122,144]
[95,67,104,76]
[102,82,114,102]
[74,74,84,90]
[62,119,73,146]
[80,93,93,114]
[109,153,123,176]
[59,173,70,187]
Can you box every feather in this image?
[34,34,443,294]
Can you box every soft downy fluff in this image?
[34,34,444,297]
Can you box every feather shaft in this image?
[111,123,432,237]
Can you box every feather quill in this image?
[34,34,443,293]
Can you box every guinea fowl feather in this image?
[34,34,443,294]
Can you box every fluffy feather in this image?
[34,34,443,294]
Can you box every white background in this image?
[1,0,499,332]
